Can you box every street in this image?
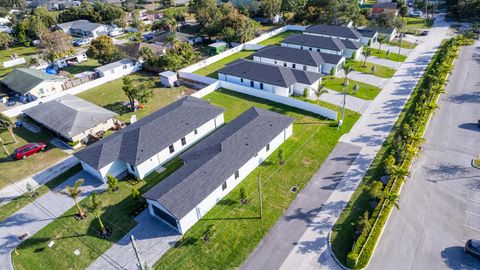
[368,40,480,270]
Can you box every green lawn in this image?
[153,89,360,270]
[0,46,37,78]
[366,48,407,62]
[193,50,255,78]
[257,30,301,46]
[0,125,68,190]
[77,72,190,122]
[62,58,100,75]
[323,76,382,100]
[347,60,396,78]
[404,17,433,29]
[388,38,417,49]
[12,159,183,270]
[0,164,82,222]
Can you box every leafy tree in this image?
[0,113,16,144]
[399,5,409,17]
[107,175,119,192]
[0,0,24,8]
[87,35,121,64]
[368,181,384,201]
[356,211,371,233]
[37,29,74,62]
[122,76,154,112]
[259,0,281,19]
[363,47,371,67]
[219,3,259,43]
[384,192,400,210]
[384,154,396,175]
[0,32,11,49]
[58,2,125,25]
[160,0,175,8]
[152,17,178,33]
[239,187,247,204]
[88,192,108,236]
[66,179,86,218]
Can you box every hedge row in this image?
[345,34,474,269]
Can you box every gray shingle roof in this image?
[1,68,64,95]
[357,28,377,38]
[74,96,225,169]
[55,20,108,32]
[218,59,322,88]
[95,59,135,73]
[143,107,295,219]
[340,39,363,49]
[23,95,117,139]
[254,45,343,66]
[282,34,346,52]
[305,24,363,40]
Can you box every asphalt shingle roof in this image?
[282,34,346,52]
[340,39,363,49]
[74,96,225,169]
[218,59,322,88]
[116,42,165,60]
[305,24,363,40]
[55,20,108,32]
[143,107,295,219]
[23,95,117,139]
[1,68,64,95]
[253,45,325,66]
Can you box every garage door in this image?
[152,205,178,229]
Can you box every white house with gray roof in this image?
[23,95,117,142]
[217,59,322,97]
[305,24,378,45]
[94,59,141,78]
[54,20,111,38]
[253,45,345,75]
[143,107,295,234]
[74,97,225,182]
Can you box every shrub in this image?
[278,149,285,165]
[131,187,140,202]
[239,187,247,204]
[303,88,308,98]
[330,67,335,76]
[107,175,119,191]
[351,51,356,60]
[67,141,80,147]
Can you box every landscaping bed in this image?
[323,76,382,100]
[12,159,183,270]
[347,60,396,78]
[152,88,360,269]
[193,50,255,78]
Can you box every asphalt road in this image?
[368,41,480,270]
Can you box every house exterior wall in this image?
[69,25,110,38]
[28,81,65,99]
[343,47,363,60]
[171,123,294,234]
[253,56,320,73]
[69,118,116,142]
[95,61,140,78]
[293,78,321,96]
[218,73,291,97]
[147,199,181,230]
[321,58,345,75]
[280,43,343,56]
[81,158,128,181]
[304,32,361,43]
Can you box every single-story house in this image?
[54,20,111,38]
[218,59,322,97]
[74,96,225,182]
[361,26,397,42]
[116,42,166,62]
[23,95,117,142]
[252,45,345,75]
[281,34,362,60]
[94,59,141,78]
[143,107,295,234]
[54,53,88,69]
[1,68,65,101]
[304,24,363,43]
[356,28,380,45]
[372,2,399,17]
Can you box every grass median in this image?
[347,60,396,78]
[323,76,381,100]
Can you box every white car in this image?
[109,29,123,37]
[74,38,92,47]
[410,10,423,17]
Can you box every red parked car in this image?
[14,142,46,160]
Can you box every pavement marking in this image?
[463,224,480,233]
[466,210,480,217]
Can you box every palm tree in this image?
[343,64,353,86]
[378,36,387,53]
[88,192,107,236]
[368,181,384,201]
[315,84,328,100]
[66,179,86,218]
[363,48,372,67]
[0,113,17,144]
[383,192,400,210]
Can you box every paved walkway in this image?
[242,14,451,270]
[335,69,390,89]
[370,42,413,56]
[0,156,79,206]
[310,91,371,114]
[0,171,105,270]
[88,210,181,270]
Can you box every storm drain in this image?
[290,186,298,193]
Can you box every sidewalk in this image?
[0,156,79,206]
[366,56,403,70]
[370,42,413,56]
[0,171,105,270]
[242,14,451,270]
[335,69,389,89]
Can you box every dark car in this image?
[14,142,47,160]
[465,239,480,259]
[421,30,429,36]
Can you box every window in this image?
[169,144,175,154]
[303,65,307,71]
[181,137,186,146]
[317,49,320,52]
[266,143,270,152]
[260,83,263,90]
[194,129,198,135]
[292,64,296,69]
[222,181,227,190]
[235,171,239,179]
[309,47,312,51]
[274,60,277,64]
[250,81,254,87]
[300,46,303,49]
[283,63,287,67]
[240,78,244,83]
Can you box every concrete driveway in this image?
[367,40,480,270]
[335,69,390,89]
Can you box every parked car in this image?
[14,142,47,160]
[6,100,16,107]
[465,239,480,259]
[109,28,123,37]
[73,38,92,47]
[410,10,423,17]
[421,30,429,36]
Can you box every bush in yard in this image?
[203,224,215,242]
[131,187,140,204]
[330,67,335,76]
[278,149,285,165]
[67,141,80,147]
[371,64,376,73]
[351,51,356,60]
[367,39,371,47]
[239,187,247,204]
[303,88,308,98]
[353,83,359,94]
[107,175,119,192]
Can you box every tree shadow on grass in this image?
[104,102,130,116]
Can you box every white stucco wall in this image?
[29,81,65,99]
[344,47,363,60]
[253,56,321,73]
[218,73,291,97]
[280,43,343,56]
[304,32,361,43]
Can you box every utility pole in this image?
[131,235,146,270]
[338,80,347,130]
[258,174,262,219]
[398,33,403,61]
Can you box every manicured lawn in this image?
[323,76,382,100]
[12,159,183,270]
[193,51,255,78]
[62,58,100,75]
[366,48,407,62]
[258,30,301,46]
[153,89,360,270]
[0,46,37,78]
[0,125,68,190]
[388,38,417,49]
[404,17,433,29]
[0,164,82,222]
[347,60,396,78]
[77,72,191,122]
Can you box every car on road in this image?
[465,239,480,259]
[14,142,46,160]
